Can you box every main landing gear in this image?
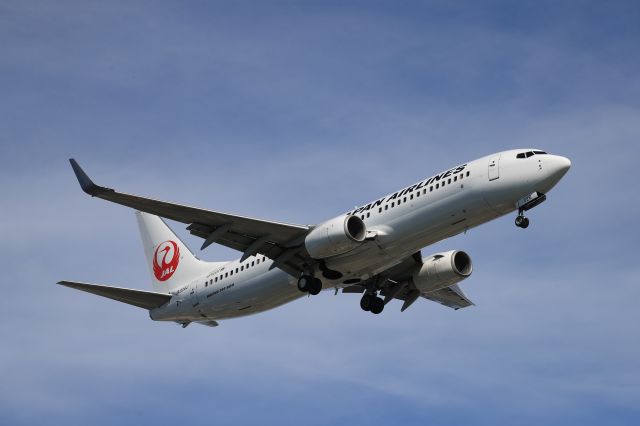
[515,212,530,229]
[360,293,384,315]
[298,274,322,296]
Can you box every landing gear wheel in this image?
[309,278,322,295]
[370,297,384,315]
[297,275,312,293]
[360,294,373,311]
[515,215,529,228]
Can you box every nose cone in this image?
[539,155,571,192]
[551,155,571,179]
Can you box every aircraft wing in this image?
[69,160,311,276]
[57,280,172,310]
[422,284,474,310]
[342,252,474,311]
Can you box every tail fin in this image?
[136,211,212,291]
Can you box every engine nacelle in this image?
[305,214,367,259]
[412,250,473,293]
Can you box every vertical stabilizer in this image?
[136,212,212,292]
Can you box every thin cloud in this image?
[1,1,639,425]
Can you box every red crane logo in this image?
[153,240,180,281]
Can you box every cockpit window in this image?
[517,150,548,159]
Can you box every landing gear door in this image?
[488,155,500,181]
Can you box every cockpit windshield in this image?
[516,150,548,159]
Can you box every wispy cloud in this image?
[1,1,639,425]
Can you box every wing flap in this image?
[57,280,172,310]
[422,284,474,310]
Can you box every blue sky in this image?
[1,1,639,425]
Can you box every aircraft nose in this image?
[549,155,571,180]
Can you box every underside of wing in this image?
[69,159,312,276]
[342,252,474,311]
[422,284,474,310]
[57,280,172,310]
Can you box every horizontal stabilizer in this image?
[57,280,172,310]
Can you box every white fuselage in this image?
[150,149,570,323]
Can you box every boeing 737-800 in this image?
[58,149,570,327]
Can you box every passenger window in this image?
[466,171,470,177]
[454,176,457,182]
[225,272,228,278]
[416,192,419,197]
[392,202,395,207]
[385,205,388,211]
[379,207,382,213]
[403,197,407,202]
[366,212,370,218]
[430,186,433,192]
[423,188,427,194]
[241,266,244,271]
[436,183,439,189]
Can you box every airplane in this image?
[58,149,571,327]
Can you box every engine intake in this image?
[412,250,473,294]
[305,214,366,259]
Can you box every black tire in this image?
[515,216,524,227]
[370,297,384,315]
[297,275,311,292]
[521,218,530,229]
[309,278,322,295]
[360,294,372,311]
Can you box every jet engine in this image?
[305,214,367,259]
[412,250,473,293]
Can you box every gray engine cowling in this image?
[304,214,367,259]
[412,250,473,293]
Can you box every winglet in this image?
[69,159,113,196]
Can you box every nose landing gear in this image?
[514,191,546,229]
[515,212,530,229]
